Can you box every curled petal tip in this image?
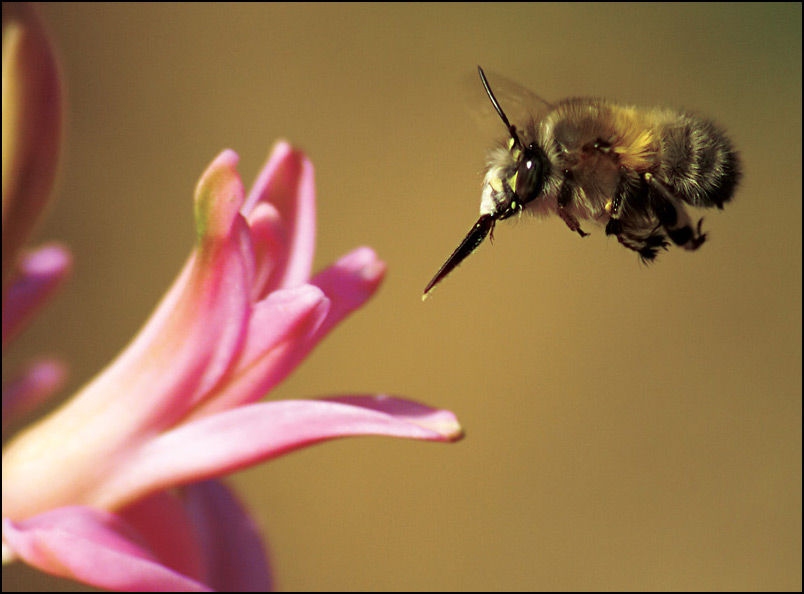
[370,394,464,441]
[327,395,464,442]
[413,409,464,442]
[317,246,387,294]
[305,247,387,339]
[268,139,292,160]
[194,150,245,240]
[343,246,387,285]
[264,283,328,314]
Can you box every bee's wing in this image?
[464,69,554,138]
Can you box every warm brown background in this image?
[3,3,801,591]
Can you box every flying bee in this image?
[422,66,741,299]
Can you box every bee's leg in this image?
[605,167,638,237]
[644,173,707,251]
[604,170,668,260]
[615,227,670,262]
[556,171,589,238]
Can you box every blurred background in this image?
[3,3,801,591]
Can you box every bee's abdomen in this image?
[658,114,741,209]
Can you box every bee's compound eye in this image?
[514,144,549,203]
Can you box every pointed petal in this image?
[193,149,245,241]
[311,246,386,338]
[190,285,330,416]
[183,481,273,592]
[1,153,254,519]
[225,247,386,398]
[64,149,254,418]
[2,507,210,591]
[113,397,463,494]
[244,142,316,290]
[324,395,465,439]
[2,243,71,349]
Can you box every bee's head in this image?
[478,67,550,218]
[422,67,551,299]
[479,143,550,221]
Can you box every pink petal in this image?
[102,152,256,411]
[182,480,272,592]
[244,142,316,290]
[193,149,246,241]
[311,246,387,339]
[58,151,255,420]
[120,483,272,591]
[245,202,286,301]
[2,243,71,349]
[221,247,386,398]
[2,507,210,591]
[2,358,67,430]
[205,247,388,412]
[325,395,465,437]
[115,397,463,494]
[186,284,330,416]
[119,492,206,584]
[1,155,256,519]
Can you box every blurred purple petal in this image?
[2,243,71,349]
[118,492,206,584]
[2,358,66,430]
[183,481,273,592]
[1,3,63,292]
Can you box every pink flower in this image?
[2,142,463,590]
[2,9,463,588]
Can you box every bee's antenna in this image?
[478,65,521,148]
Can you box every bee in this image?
[423,67,741,299]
